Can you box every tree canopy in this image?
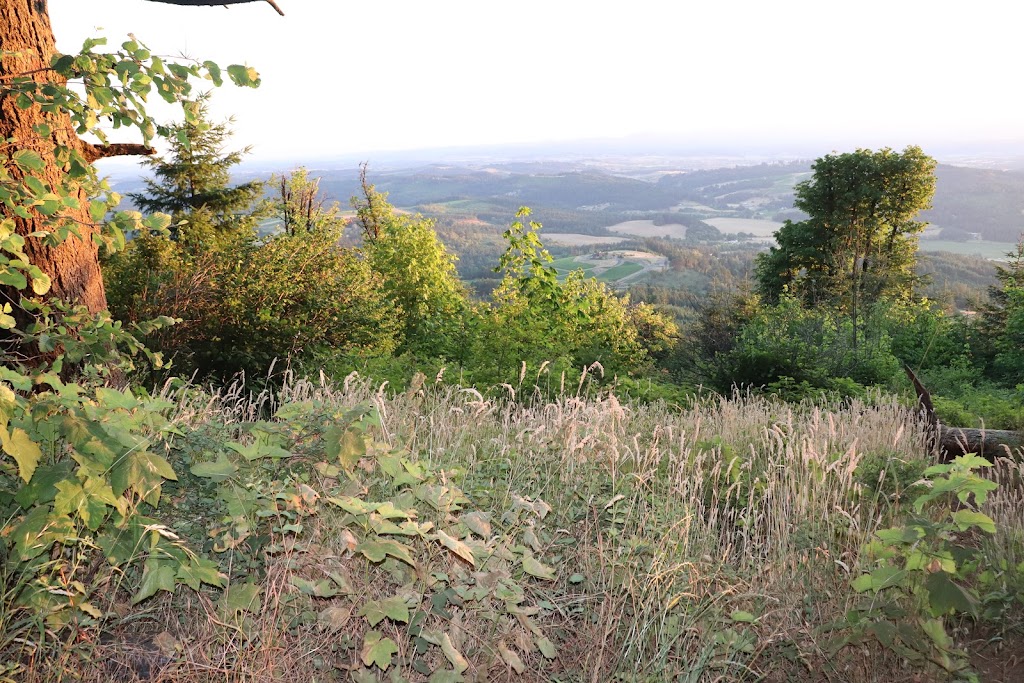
[756,146,936,313]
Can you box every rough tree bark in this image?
[1,0,114,315]
[905,365,1023,462]
[0,0,281,321]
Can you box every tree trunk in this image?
[935,425,1023,461]
[1,0,107,315]
[904,365,1023,462]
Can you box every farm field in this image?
[551,250,668,285]
[918,239,1019,260]
[606,219,688,239]
[543,233,627,246]
[704,217,782,237]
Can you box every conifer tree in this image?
[130,94,266,247]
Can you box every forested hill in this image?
[922,164,1024,241]
[110,158,1024,243]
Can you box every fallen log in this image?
[904,365,1023,461]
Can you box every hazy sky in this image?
[49,0,1024,162]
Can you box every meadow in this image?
[24,373,1021,683]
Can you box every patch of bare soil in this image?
[968,628,1024,682]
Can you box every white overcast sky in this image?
[48,0,1024,162]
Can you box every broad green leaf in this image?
[327,495,375,515]
[12,504,73,560]
[15,460,74,506]
[868,620,896,648]
[12,150,45,172]
[111,450,177,506]
[325,424,365,472]
[361,630,399,670]
[357,538,416,567]
[0,270,28,289]
[291,576,338,598]
[925,572,977,616]
[202,60,223,86]
[428,671,464,683]
[220,582,262,615]
[53,477,118,530]
[952,509,996,534]
[2,426,42,482]
[436,530,476,567]
[226,64,260,87]
[177,557,224,590]
[862,566,906,593]
[133,561,176,604]
[96,387,140,410]
[730,610,756,623]
[521,552,556,581]
[30,272,50,295]
[97,519,147,566]
[375,501,414,520]
[190,454,237,482]
[358,595,410,626]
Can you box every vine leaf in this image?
[361,630,399,670]
[2,426,42,483]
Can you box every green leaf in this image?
[15,460,74,506]
[176,557,224,590]
[96,386,140,410]
[111,450,177,506]
[226,64,260,87]
[327,495,374,516]
[375,501,414,520]
[730,610,756,623]
[12,150,45,172]
[925,572,977,616]
[291,576,338,598]
[220,582,262,615]
[867,620,896,648]
[521,551,556,581]
[190,454,238,482]
[361,630,399,670]
[133,560,177,604]
[851,573,873,593]
[202,60,223,87]
[951,509,996,534]
[30,271,50,295]
[2,426,42,483]
[11,504,73,561]
[357,538,416,567]
[325,424,365,472]
[428,671,464,683]
[358,594,410,626]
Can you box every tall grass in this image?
[24,372,1020,682]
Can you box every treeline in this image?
[103,106,678,390]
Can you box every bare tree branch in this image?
[143,0,285,16]
[82,142,155,162]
